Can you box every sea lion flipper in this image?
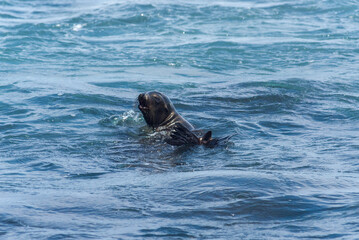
[200,131,236,148]
[200,131,218,148]
[202,131,212,142]
[166,124,232,147]
[165,123,200,146]
[203,134,235,148]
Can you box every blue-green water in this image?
[1,0,359,239]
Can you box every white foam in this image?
[72,24,86,31]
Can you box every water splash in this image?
[100,110,143,128]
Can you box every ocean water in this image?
[1,0,359,239]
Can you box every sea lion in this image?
[138,91,227,147]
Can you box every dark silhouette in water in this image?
[138,91,231,148]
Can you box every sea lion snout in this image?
[138,93,149,110]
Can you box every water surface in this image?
[1,0,359,239]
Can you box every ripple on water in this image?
[29,93,125,107]
[1,0,359,239]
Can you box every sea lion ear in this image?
[163,101,171,113]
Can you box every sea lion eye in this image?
[152,95,161,103]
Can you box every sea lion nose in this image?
[138,93,146,104]
[138,93,148,107]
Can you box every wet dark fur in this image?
[138,91,230,147]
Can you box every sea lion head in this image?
[138,91,175,128]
